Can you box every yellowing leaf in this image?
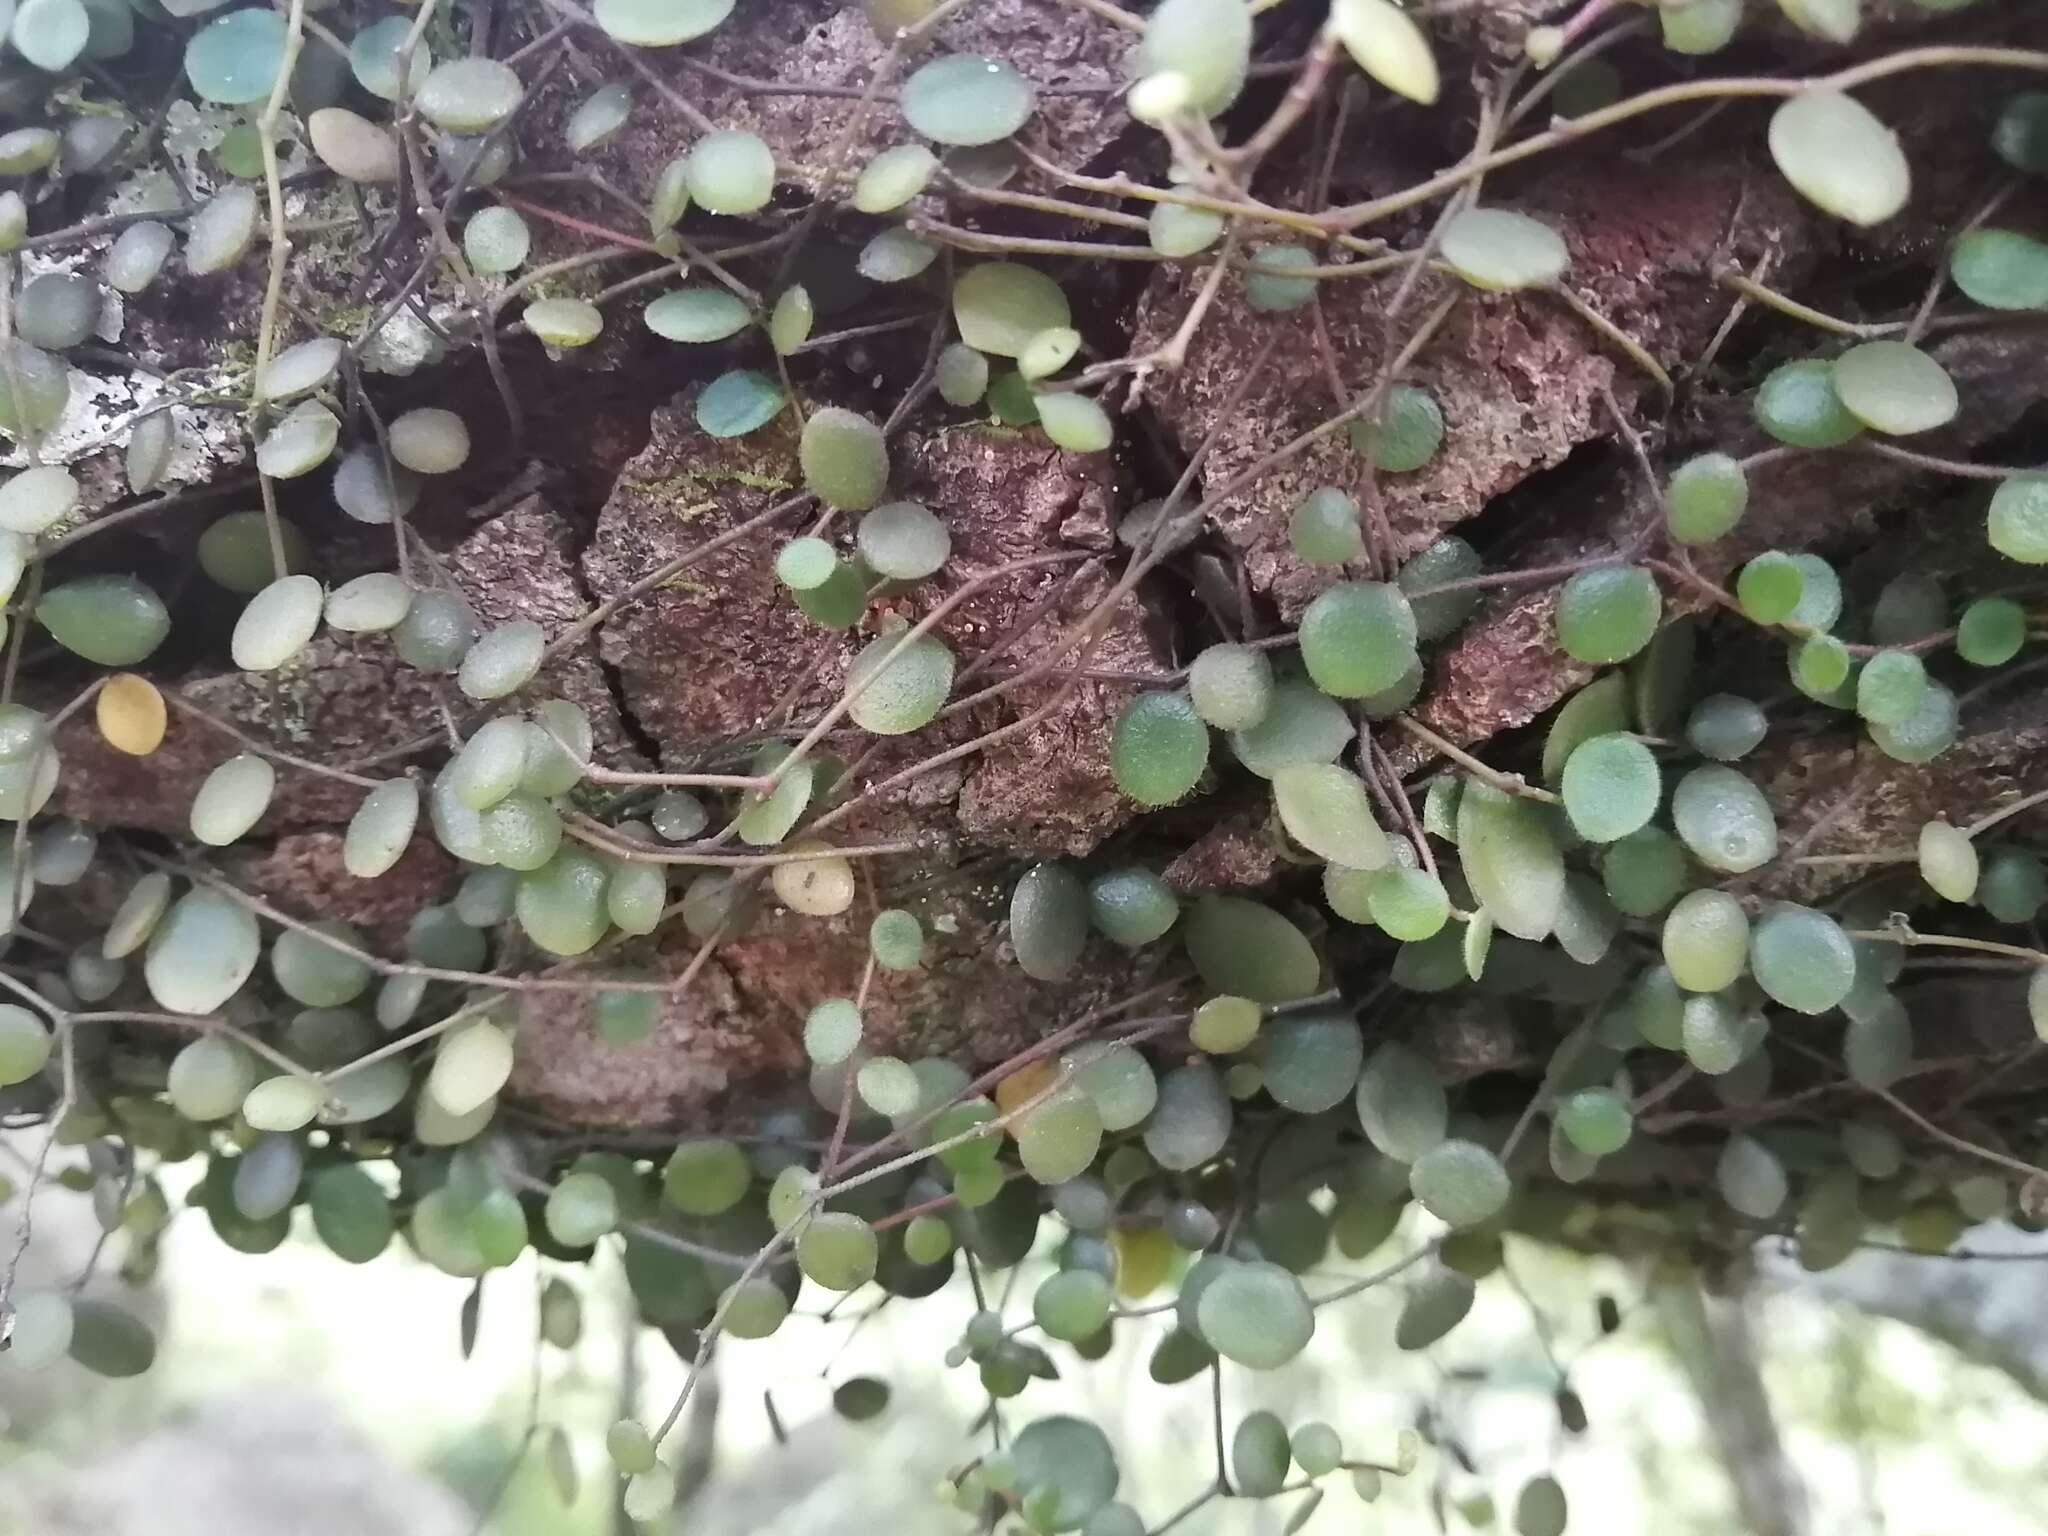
[1329,0,1439,105]
[96,672,165,756]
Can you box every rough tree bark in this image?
[18,0,2048,1148]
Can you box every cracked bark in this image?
[19,2,2048,1136]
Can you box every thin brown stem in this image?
[1395,714,1561,803]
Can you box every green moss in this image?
[625,454,796,518]
[320,303,376,338]
[216,338,259,377]
[242,658,323,748]
[525,265,613,304]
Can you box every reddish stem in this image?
[495,192,670,257]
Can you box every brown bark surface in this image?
[31,0,2048,1133]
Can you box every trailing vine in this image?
[3,0,2048,1531]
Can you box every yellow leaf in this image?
[97,673,165,756]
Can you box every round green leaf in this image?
[525,298,602,348]
[1989,475,2048,563]
[0,465,77,535]
[348,15,428,100]
[1086,867,1179,948]
[1456,781,1564,941]
[1257,1009,1362,1113]
[1010,1416,1118,1532]
[1136,0,1251,116]
[1244,244,1316,311]
[0,1003,49,1086]
[1355,1040,1447,1162]
[1958,596,2025,665]
[1541,673,1629,786]
[1661,888,1750,992]
[592,0,731,44]
[231,574,323,672]
[1183,894,1319,1002]
[1138,1065,1228,1176]
[16,272,97,350]
[464,205,530,274]
[868,908,924,971]
[145,885,260,1014]
[1868,678,1957,763]
[952,262,1069,358]
[1011,863,1088,981]
[936,343,989,406]
[1440,207,1568,291]
[644,285,751,343]
[853,143,937,213]
[1918,819,1979,902]
[800,406,888,510]
[1299,580,1418,698]
[1831,340,1958,435]
[66,1298,155,1378]
[1409,1139,1510,1227]
[1016,1085,1102,1184]
[1754,359,1864,448]
[1190,994,1260,1054]
[1855,649,1927,725]
[1149,201,1224,257]
[1787,550,1842,632]
[1665,452,1747,544]
[797,1211,878,1291]
[858,500,949,580]
[1355,384,1444,473]
[1717,1134,1787,1218]
[0,340,67,439]
[1187,643,1272,731]
[1767,90,1909,226]
[1229,681,1350,778]
[1365,866,1451,940]
[804,998,862,1066]
[1034,1269,1113,1343]
[37,575,169,665]
[1273,762,1390,868]
[1994,92,2048,174]
[1400,536,1482,643]
[1556,1087,1631,1157]
[1555,566,1660,663]
[1661,0,1742,51]
[1037,392,1112,453]
[516,849,609,956]
[1686,991,1757,1077]
[1671,764,1777,873]
[663,1137,749,1216]
[1951,228,2048,310]
[1196,1261,1313,1369]
[847,628,953,733]
[1290,487,1364,565]
[416,57,523,134]
[1111,690,1208,806]
[1981,849,2046,923]
[902,54,1033,146]
[1750,904,1856,1014]
[1560,733,1660,843]
[856,225,937,286]
[1686,693,1766,761]
[696,371,788,438]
